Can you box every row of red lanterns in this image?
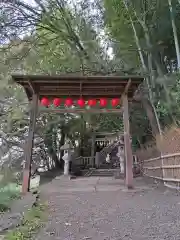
[40,97,120,107]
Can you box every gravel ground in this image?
[37,177,180,240]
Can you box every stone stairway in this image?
[99,140,119,162]
[85,168,125,178]
[87,169,114,177]
[84,168,139,179]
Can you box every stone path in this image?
[37,176,180,240]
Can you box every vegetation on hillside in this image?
[0,0,180,174]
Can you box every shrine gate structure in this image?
[12,74,144,194]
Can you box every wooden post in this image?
[22,93,38,194]
[123,94,134,189]
[90,132,95,167]
[95,152,100,168]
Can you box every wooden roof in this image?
[12,74,144,101]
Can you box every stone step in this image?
[90,172,114,177]
[88,169,115,177]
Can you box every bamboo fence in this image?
[135,127,180,186]
[143,153,180,182]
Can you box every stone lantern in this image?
[60,142,74,176]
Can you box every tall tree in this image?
[168,0,180,70]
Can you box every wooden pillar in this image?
[123,94,133,189]
[90,132,95,167]
[95,152,100,168]
[22,93,38,194]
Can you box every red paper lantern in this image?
[65,98,73,106]
[53,98,61,107]
[111,98,120,107]
[88,99,96,107]
[41,97,50,107]
[77,98,85,107]
[99,98,107,107]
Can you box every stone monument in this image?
[60,142,74,176]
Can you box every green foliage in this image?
[103,0,180,141]
[0,1,126,164]
[104,0,140,67]
[0,184,20,212]
[104,0,180,68]
[1,0,180,153]
[4,202,47,239]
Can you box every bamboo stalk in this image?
[168,0,180,70]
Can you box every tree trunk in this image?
[123,0,146,70]
[80,115,86,156]
[130,2,175,128]
[123,0,162,136]
[59,129,65,159]
[44,137,61,169]
[147,53,162,136]
[168,0,180,70]
[90,132,95,167]
[52,151,61,169]
[142,99,160,136]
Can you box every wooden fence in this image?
[134,127,180,188]
[143,153,180,183]
[75,156,94,167]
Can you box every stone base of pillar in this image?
[59,175,72,181]
[127,185,134,189]
[69,175,76,180]
[114,170,124,179]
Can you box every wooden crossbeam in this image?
[38,108,123,114]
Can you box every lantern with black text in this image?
[65,98,73,107]
[99,98,107,107]
[41,97,50,107]
[53,98,61,107]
